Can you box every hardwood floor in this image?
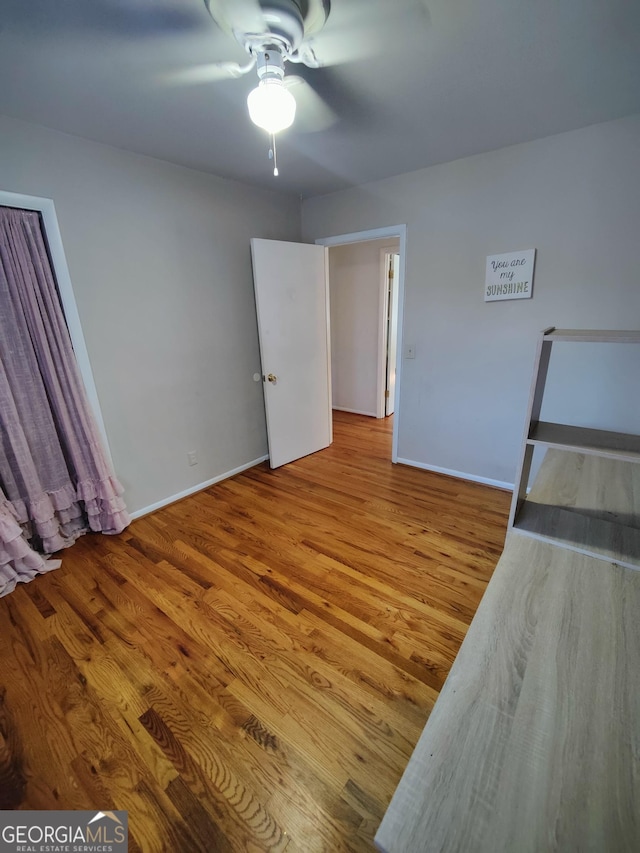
[0,412,511,851]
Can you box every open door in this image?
[251,238,332,469]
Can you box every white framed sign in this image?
[485,249,536,302]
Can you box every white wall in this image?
[0,115,301,514]
[329,238,399,417]
[303,115,640,487]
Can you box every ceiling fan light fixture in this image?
[247,78,296,134]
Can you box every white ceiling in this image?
[1,0,639,197]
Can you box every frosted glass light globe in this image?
[247,79,296,134]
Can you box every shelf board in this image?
[544,329,640,343]
[528,422,640,462]
[513,501,640,571]
[510,448,640,569]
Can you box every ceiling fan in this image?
[162,0,430,177]
[200,0,333,174]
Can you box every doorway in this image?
[0,189,111,457]
[315,225,407,464]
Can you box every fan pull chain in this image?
[267,135,280,177]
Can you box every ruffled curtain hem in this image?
[0,476,130,598]
[0,503,61,598]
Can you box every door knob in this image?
[267,373,277,384]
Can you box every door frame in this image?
[381,249,400,418]
[0,189,113,460]
[315,225,407,464]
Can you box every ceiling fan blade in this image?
[302,30,379,68]
[304,0,431,67]
[159,59,256,86]
[1,0,205,38]
[285,61,371,131]
[285,75,337,133]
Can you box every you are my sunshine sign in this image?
[484,249,536,302]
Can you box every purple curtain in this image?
[0,206,130,597]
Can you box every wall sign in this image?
[485,249,536,302]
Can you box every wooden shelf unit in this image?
[508,327,640,569]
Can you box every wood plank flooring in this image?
[0,412,511,851]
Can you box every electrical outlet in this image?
[187,451,198,467]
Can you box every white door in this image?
[251,238,332,468]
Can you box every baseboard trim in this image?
[129,454,270,520]
[130,453,512,520]
[332,406,378,418]
[395,457,514,492]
